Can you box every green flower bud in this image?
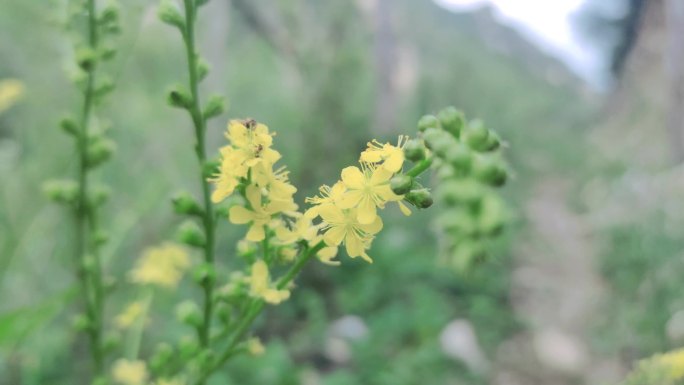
[451,240,486,273]
[59,117,80,137]
[158,0,186,30]
[193,263,216,286]
[175,300,203,328]
[76,47,98,72]
[196,349,215,370]
[99,45,117,61]
[166,85,193,110]
[43,180,79,205]
[403,139,425,161]
[422,128,448,152]
[406,188,433,209]
[172,192,204,216]
[478,195,506,235]
[99,3,120,26]
[202,95,225,121]
[178,336,200,359]
[94,77,115,100]
[93,230,110,247]
[176,220,206,248]
[437,106,464,138]
[437,209,477,235]
[216,305,232,324]
[482,131,501,152]
[445,143,472,172]
[202,159,220,179]
[473,156,507,187]
[103,333,121,352]
[237,240,257,258]
[464,120,490,151]
[72,314,92,331]
[86,138,116,169]
[90,185,111,207]
[150,343,174,372]
[436,179,483,205]
[81,254,96,274]
[417,114,440,132]
[390,174,413,195]
[197,58,210,81]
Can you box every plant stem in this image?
[406,156,433,178]
[194,242,324,384]
[181,0,216,355]
[74,0,105,376]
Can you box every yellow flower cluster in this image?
[210,120,412,303]
[306,137,411,262]
[128,243,190,289]
[623,348,684,385]
[0,79,24,114]
[111,359,148,385]
[115,301,145,329]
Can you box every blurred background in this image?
[2,0,684,384]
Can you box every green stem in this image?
[195,242,324,384]
[126,289,154,360]
[406,156,433,178]
[181,0,216,356]
[74,0,104,376]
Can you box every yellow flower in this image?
[230,185,297,242]
[0,79,24,114]
[360,136,408,173]
[129,243,190,288]
[210,146,245,203]
[315,241,340,265]
[227,120,281,167]
[304,182,347,219]
[318,205,382,263]
[115,301,145,329]
[247,337,265,356]
[249,260,290,304]
[338,164,399,224]
[252,162,297,202]
[111,359,148,385]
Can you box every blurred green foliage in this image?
[0,0,635,384]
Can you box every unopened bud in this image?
[436,179,483,205]
[103,333,121,352]
[216,305,232,324]
[403,139,425,162]
[175,301,202,328]
[451,240,486,273]
[422,128,448,152]
[203,95,225,120]
[178,336,200,359]
[76,47,97,72]
[445,143,472,172]
[150,343,174,371]
[99,3,120,25]
[59,117,80,137]
[193,263,216,286]
[437,209,476,235]
[482,131,501,151]
[166,85,193,109]
[172,192,204,216]
[406,188,433,209]
[176,220,206,248]
[473,156,507,187]
[438,107,464,138]
[72,314,92,331]
[478,195,506,235]
[93,230,110,247]
[43,179,79,205]
[91,185,111,207]
[86,138,116,168]
[197,58,210,81]
[464,120,490,151]
[390,174,413,195]
[417,114,440,132]
[158,0,185,30]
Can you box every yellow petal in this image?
[323,226,346,246]
[340,166,365,189]
[229,206,254,224]
[384,152,404,173]
[245,185,262,210]
[356,198,377,225]
[359,215,383,235]
[246,224,266,242]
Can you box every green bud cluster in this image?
[415,107,509,273]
